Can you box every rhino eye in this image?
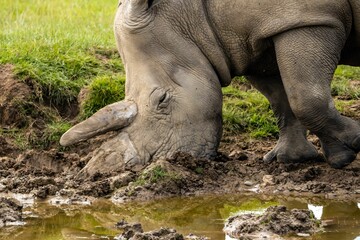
[158,91,170,109]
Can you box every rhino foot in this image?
[263,138,319,163]
[317,116,360,168]
[320,134,360,169]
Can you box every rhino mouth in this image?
[77,132,143,177]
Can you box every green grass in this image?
[332,65,360,99]
[0,0,124,148]
[81,75,126,119]
[0,0,123,107]
[1,0,360,148]
[222,84,278,138]
[134,166,179,187]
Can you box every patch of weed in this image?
[222,85,278,138]
[81,75,126,118]
[195,167,204,175]
[332,65,360,99]
[135,166,179,186]
[0,128,29,150]
[0,0,123,109]
[39,121,72,148]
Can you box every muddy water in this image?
[0,194,359,240]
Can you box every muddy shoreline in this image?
[1,133,360,239]
[1,132,359,202]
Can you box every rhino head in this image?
[60,0,231,174]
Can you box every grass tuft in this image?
[332,65,360,99]
[222,84,278,138]
[81,75,126,119]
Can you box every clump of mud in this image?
[224,205,321,239]
[114,220,207,240]
[0,198,23,228]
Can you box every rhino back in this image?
[206,0,353,74]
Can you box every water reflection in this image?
[308,204,323,220]
[0,195,359,240]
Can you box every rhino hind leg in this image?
[274,26,360,168]
[248,75,319,163]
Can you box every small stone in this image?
[354,189,360,194]
[262,175,275,186]
[134,186,143,192]
[110,172,135,190]
[229,150,248,161]
[0,183,6,192]
[297,233,311,237]
[244,181,254,186]
[185,233,209,240]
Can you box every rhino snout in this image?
[77,132,142,177]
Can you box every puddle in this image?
[0,194,359,240]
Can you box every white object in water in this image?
[225,235,238,240]
[308,204,323,220]
[357,203,360,210]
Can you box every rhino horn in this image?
[60,101,137,147]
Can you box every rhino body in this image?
[61,0,360,173]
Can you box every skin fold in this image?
[61,0,360,173]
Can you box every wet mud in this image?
[0,198,23,228]
[224,205,321,239]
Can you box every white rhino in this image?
[61,0,360,173]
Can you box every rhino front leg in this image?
[274,26,360,168]
[247,75,319,163]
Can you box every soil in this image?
[0,65,360,235]
[0,198,23,228]
[115,220,209,240]
[223,205,321,239]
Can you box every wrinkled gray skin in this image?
[61,0,360,174]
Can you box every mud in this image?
[115,220,209,240]
[0,198,23,228]
[115,220,183,240]
[224,205,321,239]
